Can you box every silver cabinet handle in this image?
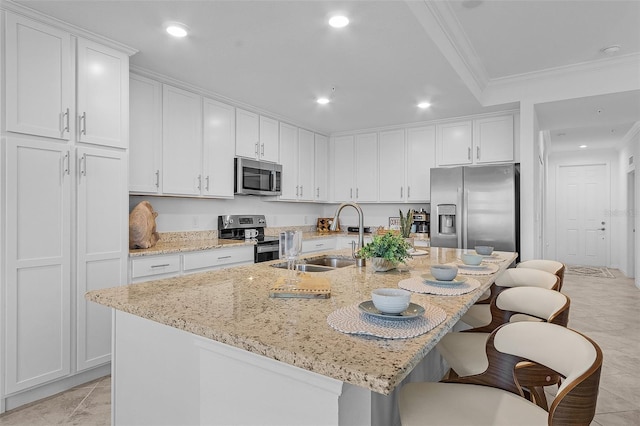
[62,151,70,176]
[400,187,403,198]
[217,255,232,260]
[80,112,87,135]
[80,154,87,176]
[467,147,471,160]
[255,142,259,157]
[296,185,299,197]
[317,187,320,198]
[150,263,170,268]
[155,170,160,188]
[350,188,353,199]
[61,108,70,134]
[300,185,303,197]
[261,143,265,156]
[197,174,202,190]
[205,175,210,191]
[408,186,411,198]
[477,146,480,160]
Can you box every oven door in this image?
[255,242,280,263]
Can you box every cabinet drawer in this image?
[302,238,335,254]
[183,246,253,271]
[131,255,181,279]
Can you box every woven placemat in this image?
[453,261,500,275]
[327,303,446,339]
[399,276,481,296]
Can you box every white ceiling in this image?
[13,0,640,148]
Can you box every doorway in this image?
[628,170,636,277]
[556,163,610,266]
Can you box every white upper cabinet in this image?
[406,126,435,202]
[436,115,514,166]
[473,115,514,163]
[129,74,162,193]
[378,129,406,202]
[279,122,299,200]
[314,134,329,202]
[354,133,378,202]
[76,38,129,149]
[437,120,473,166]
[235,109,279,162]
[5,14,72,140]
[259,115,279,163]
[332,135,355,202]
[203,98,236,198]
[162,85,203,196]
[297,129,315,201]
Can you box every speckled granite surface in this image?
[90,247,515,395]
[129,231,253,257]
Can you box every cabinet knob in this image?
[467,147,471,160]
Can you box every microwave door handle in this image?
[270,170,275,190]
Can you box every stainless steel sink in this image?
[270,255,356,272]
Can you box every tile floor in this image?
[0,269,637,425]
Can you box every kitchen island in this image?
[87,247,516,425]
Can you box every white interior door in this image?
[556,164,609,266]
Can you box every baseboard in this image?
[3,363,111,412]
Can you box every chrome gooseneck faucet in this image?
[330,202,366,266]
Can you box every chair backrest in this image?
[470,286,570,333]
[489,322,602,425]
[495,268,560,290]
[517,259,565,291]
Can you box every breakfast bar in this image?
[87,247,516,425]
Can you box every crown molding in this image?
[1,0,137,55]
[620,121,640,146]
[405,0,487,102]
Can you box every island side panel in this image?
[113,310,200,425]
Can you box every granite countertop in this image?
[129,231,254,257]
[88,247,515,395]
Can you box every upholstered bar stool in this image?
[517,259,565,291]
[437,286,570,409]
[460,268,560,328]
[399,322,603,426]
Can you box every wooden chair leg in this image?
[529,386,549,411]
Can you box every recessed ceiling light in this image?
[557,132,566,137]
[579,145,587,149]
[166,23,189,38]
[329,15,349,28]
[417,102,431,109]
[317,97,330,105]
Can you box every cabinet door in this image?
[407,126,435,202]
[5,137,71,393]
[259,116,279,162]
[5,13,72,140]
[301,238,335,254]
[332,135,355,202]
[76,38,129,149]
[203,98,235,197]
[129,74,162,193]
[279,123,299,200]
[76,147,127,371]
[437,121,472,166]
[314,134,329,202]
[378,129,406,202]
[474,115,514,164]
[355,133,378,202]
[235,108,259,159]
[162,85,203,196]
[297,129,315,201]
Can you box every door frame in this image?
[627,170,636,278]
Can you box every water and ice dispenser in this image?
[437,204,456,236]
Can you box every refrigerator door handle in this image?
[457,186,464,249]
[462,188,469,249]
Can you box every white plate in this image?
[409,249,428,256]
[358,301,425,320]
[472,251,499,258]
[457,261,488,270]
[421,274,467,286]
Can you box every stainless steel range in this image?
[218,215,280,263]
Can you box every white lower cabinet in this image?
[4,137,127,394]
[130,246,254,283]
[301,238,336,254]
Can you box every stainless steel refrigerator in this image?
[430,164,519,254]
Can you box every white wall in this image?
[616,123,639,284]
[545,148,619,267]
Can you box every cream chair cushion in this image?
[516,259,564,275]
[437,332,489,377]
[399,381,548,426]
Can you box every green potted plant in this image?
[358,232,412,271]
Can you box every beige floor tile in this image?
[593,410,640,426]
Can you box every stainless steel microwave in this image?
[234,157,282,196]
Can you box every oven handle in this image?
[256,244,279,254]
